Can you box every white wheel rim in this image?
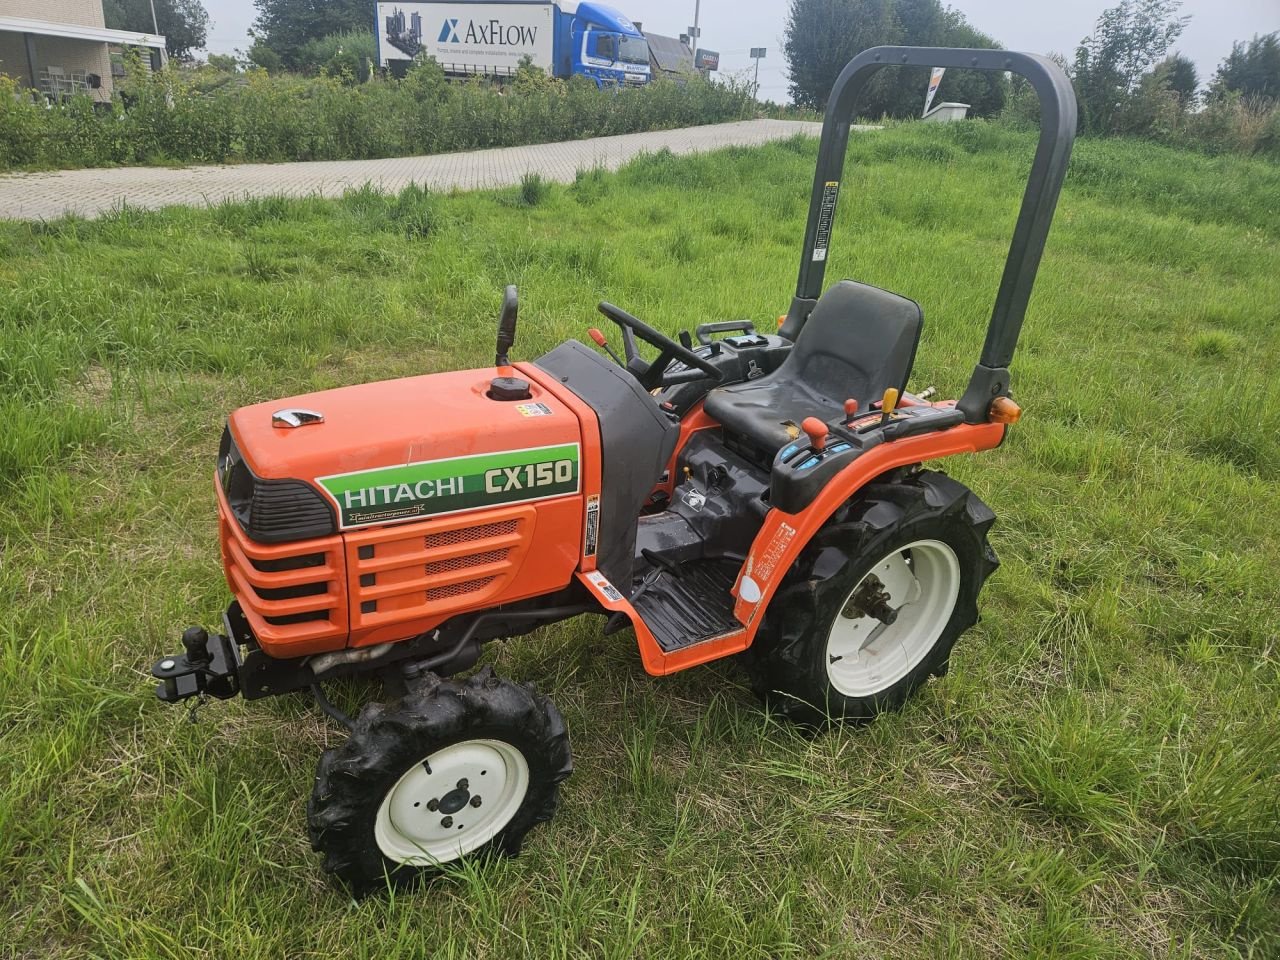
[374,738,529,866]
[825,539,961,698]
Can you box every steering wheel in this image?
[596,302,722,391]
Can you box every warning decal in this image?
[811,181,839,262]
[584,493,600,557]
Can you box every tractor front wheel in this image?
[746,470,998,727]
[307,666,571,893]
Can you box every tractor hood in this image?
[225,365,583,532]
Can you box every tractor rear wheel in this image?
[745,470,998,728]
[308,666,571,893]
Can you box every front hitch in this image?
[152,625,242,703]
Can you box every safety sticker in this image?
[317,443,579,530]
[516,402,553,417]
[811,180,839,262]
[754,522,797,583]
[586,570,623,603]
[584,493,600,557]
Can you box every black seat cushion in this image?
[703,280,923,454]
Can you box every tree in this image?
[251,0,371,70]
[1071,0,1189,133]
[783,0,1004,117]
[1210,33,1280,101]
[103,0,210,59]
[1152,53,1198,105]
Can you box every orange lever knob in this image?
[587,327,608,347]
[801,417,828,451]
[844,398,859,418]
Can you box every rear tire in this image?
[745,470,998,728]
[308,666,571,894]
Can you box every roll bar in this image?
[780,47,1076,423]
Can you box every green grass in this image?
[2,121,1278,958]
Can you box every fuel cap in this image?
[488,376,532,401]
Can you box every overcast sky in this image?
[201,0,1279,102]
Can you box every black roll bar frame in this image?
[779,46,1077,423]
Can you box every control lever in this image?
[588,327,624,367]
[801,417,828,452]
[880,388,900,426]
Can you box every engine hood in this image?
[227,365,583,530]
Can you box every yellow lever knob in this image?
[881,387,900,417]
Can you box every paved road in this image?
[0,119,826,221]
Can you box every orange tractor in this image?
[153,47,1076,892]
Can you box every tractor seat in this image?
[703,280,923,456]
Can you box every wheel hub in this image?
[825,539,961,698]
[437,783,471,815]
[374,738,529,866]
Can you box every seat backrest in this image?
[783,279,923,409]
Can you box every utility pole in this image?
[692,0,700,66]
[147,0,159,35]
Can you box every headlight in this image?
[218,425,337,543]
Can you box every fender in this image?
[731,420,1006,631]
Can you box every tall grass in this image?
[0,61,754,171]
[1,123,1277,957]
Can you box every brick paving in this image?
[0,119,827,221]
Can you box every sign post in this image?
[750,47,766,101]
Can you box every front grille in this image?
[425,548,509,575]
[427,577,497,601]
[425,519,519,549]
[346,506,535,629]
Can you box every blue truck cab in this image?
[555,1,650,87]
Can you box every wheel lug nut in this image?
[457,778,468,790]
[469,796,482,808]
[441,816,453,828]
[427,798,439,812]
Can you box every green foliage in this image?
[251,0,371,70]
[0,66,753,172]
[1072,0,1190,134]
[1153,52,1198,105]
[1,127,1279,957]
[205,53,240,73]
[782,0,1006,116]
[102,0,210,59]
[1211,32,1280,102]
[298,28,377,80]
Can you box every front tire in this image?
[308,666,571,894]
[746,470,998,727]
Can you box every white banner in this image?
[923,66,945,117]
[376,2,553,71]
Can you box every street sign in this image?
[750,47,766,59]
[694,48,719,71]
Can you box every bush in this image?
[0,62,754,171]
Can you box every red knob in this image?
[801,417,828,451]
[587,327,608,347]
[844,398,859,418]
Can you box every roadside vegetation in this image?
[0,60,753,171]
[1,123,1278,957]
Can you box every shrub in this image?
[0,63,754,171]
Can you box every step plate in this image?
[630,560,742,653]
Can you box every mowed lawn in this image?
[1,123,1278,959]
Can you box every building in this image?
[0,0,166,101]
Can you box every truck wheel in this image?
[308,666,571,894]
[746,470,998,728]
